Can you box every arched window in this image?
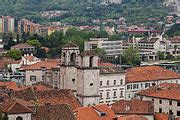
[16,116,23,120]
[70,53,76,65]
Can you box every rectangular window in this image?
[159,100,162,104]
[177,111,180,116]
[169,101,172,105]
[100,81,102,86]
[177,102,180,106]
[159,108,162,113]
[145,83,150,88]
[127,85,131,90]
[42,76,45,81]
[30,76,36,81]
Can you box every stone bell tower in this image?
[60,42,79,91]
[76,50,100,106]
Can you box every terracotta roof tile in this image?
[137,83,180,101]
[2,100,32,114]
[73,104,117,120]
[20,59,60,70]
[11,43,33,49]
[0,82,20,91]
[31,104,75,120]
[98,62,115,67]
[126,66,180,83]
[118,115,148,120]
[14,89,81,110]
[19,83,53,91]
[154,113,169,120]
[80,50,98,56]
[111,99,154,115]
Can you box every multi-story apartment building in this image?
[18,19,41,34]
[99,65,126,104]
[166,36,180,58]
[85,38,123,61]
[0,16,14,33]
[137,83,180,118]
[123,34,168,61]
[125,66,180,100]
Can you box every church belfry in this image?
[60,42,79,91]
[77,50,100,106]
[61,41,80,66]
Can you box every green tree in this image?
[6,49,22,60]
[157,51,165,60]
[27,39,42,48]
[93,47,106,60]
[122,47,140,66]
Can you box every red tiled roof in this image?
[80,50,98,56]
[24,55,36,61]
[2,100,32,114]
[20,59,60,70]
[118,115,148,120]
[14,89,81,110]
[111,99,154,115]
[126,66,180,83]
[154,113,169,120]
[31,104,75,120]
[11,59,21,64]
[11,43,33,49]
[19,83,53,91]
[137,83,180,101]
[98,62,115,67]
[73,104,117,120]
[0,82,20,91]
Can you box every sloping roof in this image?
[2,100,32,114]
[20,59,60,70]
[11,43,33,49]
[0,82,20,91]
[63,42,79,48]
[80,50,98,56]
[137,83,180,101]
[31,104,75,120]
[19,83,53,91]
[118,115,148,120]
[126,66,180,83]
[154,114,169,120]
[14,89,81,110]
[98,62,115,67]
[111,99,154,115]
[100,66,124,74]
[73,104,117,120]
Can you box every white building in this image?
[125,66,180,100]
[137,83,180,118]
[99,65,126,105]
[59,42,125,106]
[85,38,123,60]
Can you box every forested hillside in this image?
[0,0,168,25]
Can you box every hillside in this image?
[0,0,168,26]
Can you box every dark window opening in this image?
[90,83,93,86]
[89,56,93,67]
[159,108,162,113]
